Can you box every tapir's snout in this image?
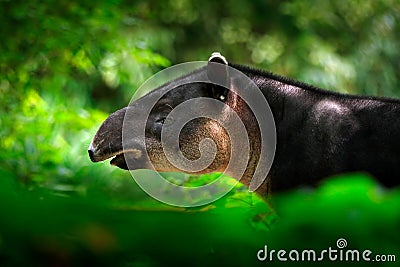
[88,107,148,170]
[87,148,97,162]
[88,107,125,161]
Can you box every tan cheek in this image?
[146,142,178,172]
[195,121,231,173]
[145,120,232,174]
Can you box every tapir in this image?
[88,52,400,195]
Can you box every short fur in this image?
[89,60,400,194]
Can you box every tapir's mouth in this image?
[88,148,122,163]
[110,153,129,170]
[89,148,143,170]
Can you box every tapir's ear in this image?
[208,52,228,65]
[207,52,229,101]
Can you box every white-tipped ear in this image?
[208,52,228,65]
[207,52,229,82]
[207,52,230,101]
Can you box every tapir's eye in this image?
[153,103,172,126]
[156,117,166,124]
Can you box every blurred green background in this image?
[0,0,399,266]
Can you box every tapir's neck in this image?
[230,64,310,122]
[226,64,314,194]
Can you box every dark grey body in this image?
[243,65,400,190]
[89,60,400,194]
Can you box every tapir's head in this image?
[88,53,256,177]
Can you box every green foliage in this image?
[0,173,398,266]
[1,0,399,189]
[0,0,399,266]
